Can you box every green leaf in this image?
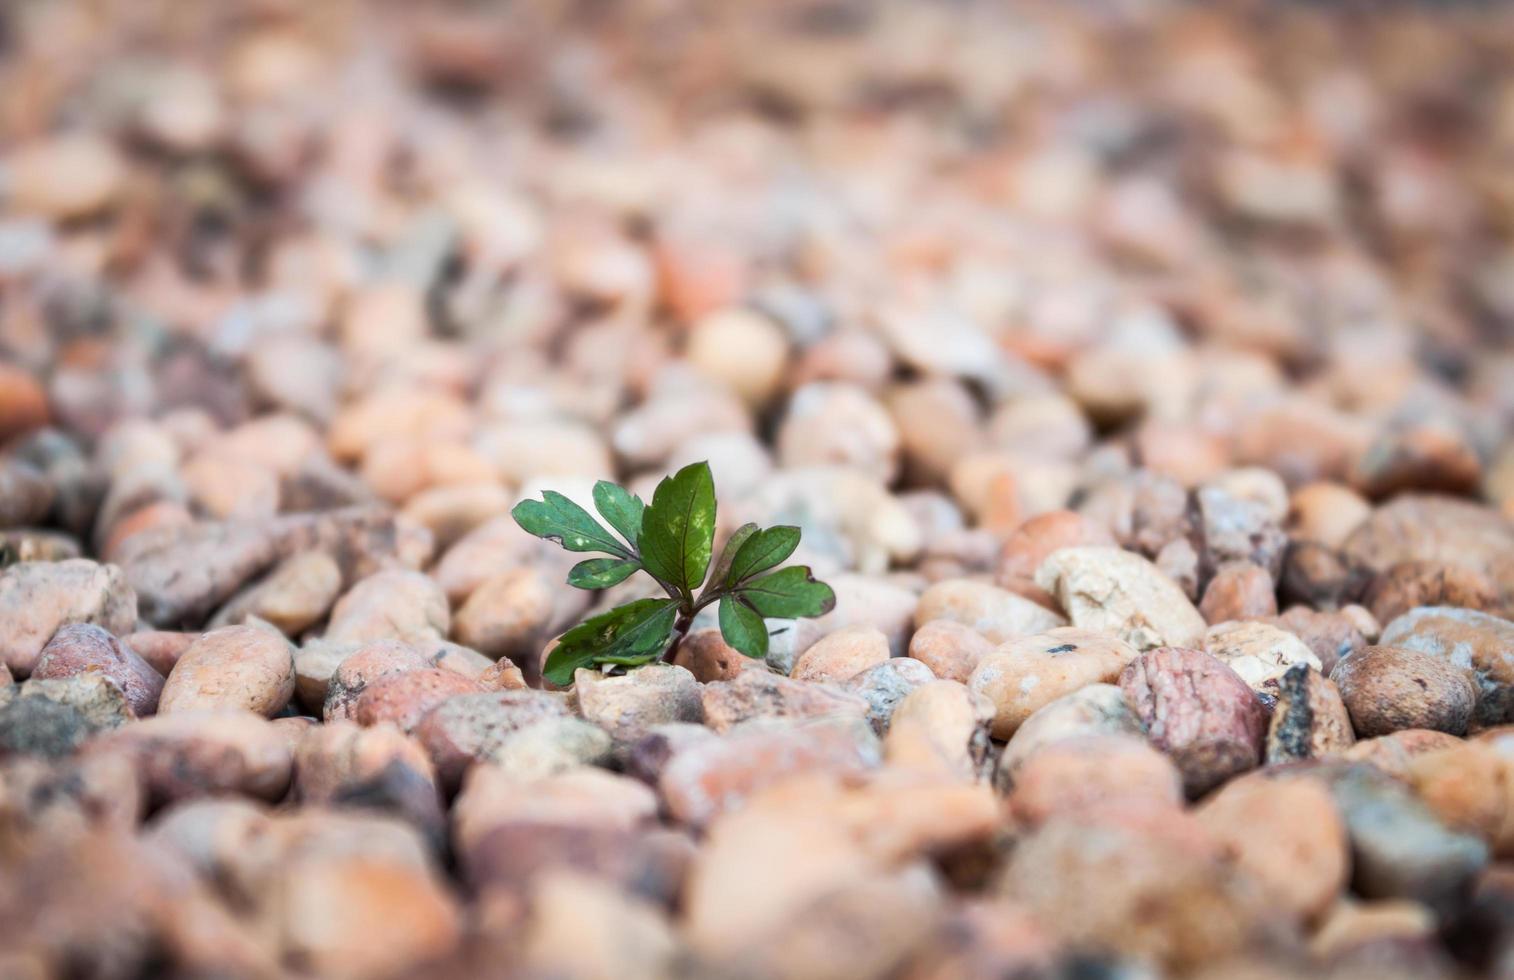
[567,557,641,590]
[513,491,631,558]
[737,566,836,619]
[706,523,759,593]
[718,596,768,660]
[724,525,801,587]
[638,461,717,599]
[593,481,645,548]
[543,598,678,686]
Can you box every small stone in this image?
[777,382,900,483]
[0,560,138,677]
[1326,765,1489,911]
[412,689,569,789]
[209,550,342,636]
[1034,547,1206,651]
[125,630,197,677]
[969,627,1138,739]
[572,664,702,741]
[292,640,348,713]
[292,720,446,844]
[1344,729,1466,780]
[1197,774,1348,922]
[158,625,296,717]
[1277,541,1359,610]
[670,628,750,682]
[6,134,126,219]
[1266,664,1356,763]
[883,681,996,781]
[1331,645,1478,738]
[660,717,880,828]
[1200,562,1278,624]
[477,659,527,691]
[0,460,54,528]
[1007,734,1183,826]
[1309,899,1437,961]
[451,568,555,664]
[997,683,1146,780]
[790,624,890,684]
[1196,483,1289,580]
[1380,606,1514,727]
[1363,560,1499,628]
[323,640,431,721]
[914,579,1066,646]
[485,716,614,778]
[400,482,512,552]
[1287,482,1372,549]
[996,810,1268,972]
[700,668,870,733]
[1120,646,1269,796]
[906,619,994,684]
[88,709,293,804]
[32,623,164,717]
[1268,606,1366,675]
[325,570,450,647]
[353,668,480,732]
[1343,494,1514,585]
[454,765,658,857]
[1201,620,1322,698]
[1404,742,1514,857]
[842,658,936,734]
[686,308,790,406]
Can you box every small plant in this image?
[513,461,835,686]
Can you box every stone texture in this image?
[1331,645,1479,738]
[158,625,296,717]
[0,560,137,677]
[1035,547,1206,652]
[969,627,1138,739]
[1120,646,1269,796]
[32,623,164,717]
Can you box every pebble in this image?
[1363,560,1499,627]
[906,619,994,683]
[660,717,880,827]
[700,667,870,733]
[1196,774,1349,922]
[0,675,134,756]
[670,628,750,682]
[321,639,430,721]
[1120,646,1269,796]
[882,681,996,781]
[1330,645,1479,738]
[1325,765,1489,911]
[1380,606,1514,727]
[32,623,164,717]
[0,559,138,677]
[353,668,480,732]
[158,625,296,717]
[1267,606,1366,675]
[1403,742,1514,857]
[1344,729,1466,780]
[997,683,1147,780]
[208,550,342,636]
[777,382,900,483]
[125,630,197,677]
[89,709,293,804]
[483,716,614,778]
[1199,561,1278,624]
[1007,734,1184,826]
[573,664,703,741]
[842,657,936,734]
[790,624,891,684]
[292,720,446,843]
[686,308,790,406]
[1266,664,1356,763]
[1201,620,1322,697]
[914,579,1067,646]
[451,568,555,663]
[996,810,1269,972]
[1287,482,1373,549]
[411,689,568,787]
[325,569,450,647]
[1035,546,1206,651]
[969,627,1138,738]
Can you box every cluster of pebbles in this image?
[3,1,1514,978]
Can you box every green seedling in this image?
[513,460,835,686]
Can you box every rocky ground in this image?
[2,1,1514,978]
